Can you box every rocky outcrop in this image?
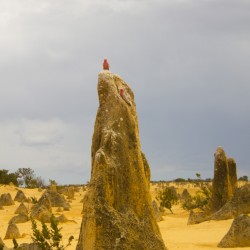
[181,189,191,201]
[188,147,239,225]
[15,202,28,215]
[9,214,29,224]
[227,158,237,194]
[76,70,166,250]
[210,184,250,220]
[14,190,28,202]
[4,223,21,239]
[30,193,52,222]
[210,147,232,213]
[37,190,70,209]
[0,193,15,206]
[152,200,163,222]
[187,210,209,225]
[218,214,250,248]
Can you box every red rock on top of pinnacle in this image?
[103,58,109,70]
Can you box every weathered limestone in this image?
[14,190,28,203]
[187,210,208,225]
[210,184,250,220]
[181,189,191,201]
[0,193,15,206]
[227,158,238,194]
[152,200,163,222]
[4,223,21,239]
[188,146,239,225]
[218,214,250,248]
[30,193,52,222]
[15,202,28,215]
[76,71,166,250]
[39,190,70,209]
[210,147,232,213]
[9,214,29,224]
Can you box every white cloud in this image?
[17,118,64,146]
[0,118,91,184]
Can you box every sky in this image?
[0,0,250,184]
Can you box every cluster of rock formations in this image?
[0,185,76,249]
[30,190,70,223]
[76,69,166,249]
[188,146,242,225]
[186,146,250,247]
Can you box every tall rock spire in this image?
[76,68,166,249]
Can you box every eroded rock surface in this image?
[218,214,250,248]
[227,158,238,194]
[77,71,166,250]
[4,223,21,239]
[210,184,250,220]
[188,147,239,225]
[210,146,232,213]
[14,190,28,203]
[0,193,15,206]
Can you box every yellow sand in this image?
[0,184,249,250]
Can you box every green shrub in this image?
[31,215,74,250]
[182,174,212,211]
[31,196,38,204]
[157,187,178,214]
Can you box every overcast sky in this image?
[1,0,250,184]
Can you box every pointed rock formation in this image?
[188,146,239,225]
[210,184,250,220]
[14,190,28,203]
[4,223,21,239]
[152,200,163,222]
[76,70,166,249]
[0,193,15,206]
[30,193,52,222]
[9,214,29,224]
[15,202,28,215]
[210,146,232,213]
[227,158,238,194]
[218,214,250,248]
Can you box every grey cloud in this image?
[0,0,249,183]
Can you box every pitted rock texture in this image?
[14,190,28,203]
[210,184,250,220]
[218,214,250,248]
[188,147,239,225]
[0,193,15,206]
[4,223,21,239]
[15,202,28,215]
[210,146,232,213]
[227,158,238,194]
[76,71,166,250]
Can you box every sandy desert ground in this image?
[0,183,249,250]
